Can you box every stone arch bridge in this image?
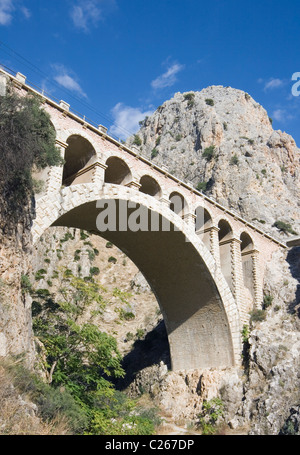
[1,70,286,371]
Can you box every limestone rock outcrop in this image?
[127,86,300,238]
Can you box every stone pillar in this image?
[251,249,263,309]
[159,197,171,208]
[45,139,68,193]
[92,162,107,187]
[183,212,197,227]
[209,226,221,267]
[230,237,247,323]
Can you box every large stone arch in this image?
[32,183,241,371]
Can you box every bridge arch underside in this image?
[50,197,238,371]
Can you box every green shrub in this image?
[90,267,100,276]
[273,221,298,235]
[184,93,195,108]
[74,250,81,261]
[80,230,89,240]
[198,398,224,434]
[108,256,117,264]
[205,98,214,106]
[263,293,273,309]
[133,134,142,146]
[35,269,47,281]
[21,274,32,294]
[87,249,96,261]
[119,309,135,321]
[250,309,266,322]
[60,231,75,243]
[241,324,249,344]
[5,361,88,434]
[151,148,159,159]
[202,145,216,161]
[183,92,195,101]
[196,181,207,192]
[230,154,239,165]
[136,328,145,339]
[32,178,45,194]
[175,134,182,142]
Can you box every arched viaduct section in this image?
[32,183,241,371]
[2,70,286,371]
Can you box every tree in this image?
[32,268,124,399]
[0,86,63,226]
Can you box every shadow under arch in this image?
[62,134,97,186]
[35,186,240,371]
[105,156,132,185]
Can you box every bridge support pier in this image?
[251,249,263,309]
[45,139,68,193]
[92,162,107,188]
[230,237,248,324]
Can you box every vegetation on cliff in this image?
[0,87,63,230]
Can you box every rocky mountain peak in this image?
[127,85,300,239]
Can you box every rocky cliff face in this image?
[0,199,35,366]
[127,86,300,238]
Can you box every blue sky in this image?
[1,0,300,145]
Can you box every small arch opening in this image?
[195,207,213,232]
[195,207,213,250]
[240,232,254,253]
[218,219,233,242]
[139,175,161,198]
[105,156,132,185]
[169,191,188,218]
[62,135,96,186]
[218,219,233,290]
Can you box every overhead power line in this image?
[0,41,139,140]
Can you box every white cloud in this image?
[110,103,154,140]
[264,78,284,91]
[70,0,115,31]
[0,0,14,25]
[273,109,285,121]
[52,65,87,98]
[21,6,30,19]
[272,108,294,123]
[0,1,30,25]
[151,63,184,90]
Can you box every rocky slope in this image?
[127,86,300,238]
[0,199,35,366]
